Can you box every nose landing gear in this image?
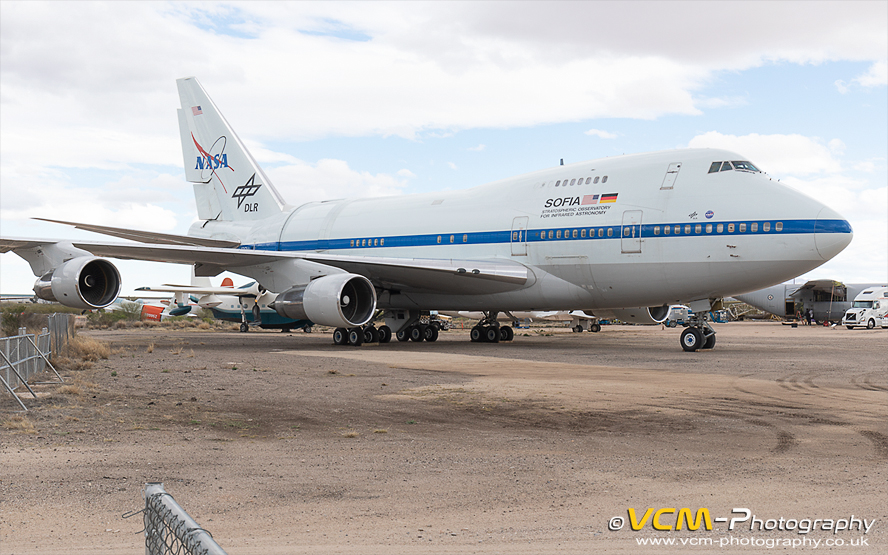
[679,312,716,352]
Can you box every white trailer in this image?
[842,286,888,329]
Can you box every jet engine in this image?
[33,257,121,309]
[272,273,376,328]
[596,304,670,325]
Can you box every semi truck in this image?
[842,286,888,329]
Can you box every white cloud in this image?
[688,132,842,176]
[264,158,408,204]
[448,162,458,170]
[397,168,417,178]
[855,61,888,88]
[468,144,486,151]
[584,129,617,139]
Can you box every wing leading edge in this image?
[1,237,533,296]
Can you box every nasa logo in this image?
[705,210,714,219]
[195,153,229,170]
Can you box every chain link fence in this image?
[1,325,62,411]
[128,483,228,555]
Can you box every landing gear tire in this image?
[867,319,876,330]
[363,325,380,344]
[303,326,313,333]
[573,325,583,333]
[348,327,364,346]
[500,325,514,342]
[680,327,704,352]
[485,326,500,343]
[378,325,392,343]
[702,331,716,350]
[396,330,410,342]
[590,323,601,333]
[424,325,439,342]
[333,327,348,345]
[409,325,426,342]
[239,322,249,333]
[470,326,483,342]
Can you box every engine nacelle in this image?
[596,304,670,325]
[33,257,121,309]
[272,273,376,328]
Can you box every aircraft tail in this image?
[177,77,285,221]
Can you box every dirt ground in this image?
[1,322,886,554]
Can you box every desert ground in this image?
[1,321,886,554]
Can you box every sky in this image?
[1,1,886,297]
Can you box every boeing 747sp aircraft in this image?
[0,77,853,351]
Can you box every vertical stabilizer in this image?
[177,77,285,221]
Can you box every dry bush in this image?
[113,320,128,329]
[146,343,155,353]
[341,431,359,438]
[198,322,211,330]
[65,335,110,361]
[2,415,37,434]
[58,384,84,396]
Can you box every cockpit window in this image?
[731,161,759,172]
[709,160,761,174]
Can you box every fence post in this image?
[142,482,228,555]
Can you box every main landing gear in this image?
[469,311,514,343]
[332,324,394,347]
[679,312,716,352]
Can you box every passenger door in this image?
[621,210,642,253]
[511,216,528,256]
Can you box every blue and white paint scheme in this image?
[0,77,853,351]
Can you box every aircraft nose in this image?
[813,206,853,260]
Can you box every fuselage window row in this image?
[345,221,784,247]
[554,175,608,187]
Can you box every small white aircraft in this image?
[136,276,313,333]
[442,310,602,335]
[0,77,853,351]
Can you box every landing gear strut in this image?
[469,311,514,343]
[680,312,716,352]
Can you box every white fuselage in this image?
[189,148,852,312]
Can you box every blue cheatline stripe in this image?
[238,219,851,252]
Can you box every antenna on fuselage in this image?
[560,158,564,166]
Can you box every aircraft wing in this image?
[1,237,532,295]
[32,218,241,248]
[789,279,846,297]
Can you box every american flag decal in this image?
[192,106,203,116]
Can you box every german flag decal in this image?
[599,193,618,203]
